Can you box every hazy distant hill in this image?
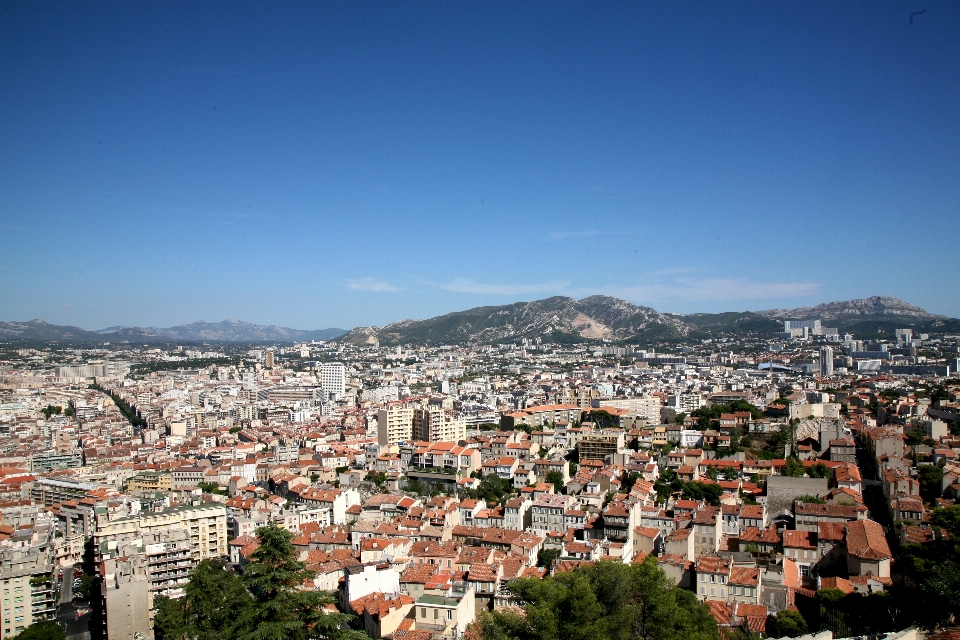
[757,296,942,320]
[754,296,960,337]
[0,319,346,344]
[0,319,101,341]
[340,295,957,346]
[96,320,347,343]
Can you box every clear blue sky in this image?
[2,1,959,330]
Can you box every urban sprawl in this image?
[1,319,959,640]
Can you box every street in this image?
[57,570,91,640]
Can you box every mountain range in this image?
[338,295,956,346]
[1,296,956,345]
[0,319,347,344]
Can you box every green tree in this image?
[155,525,365,640]
[917,465,945,503]
[931,504,960,535]
[476,558,718,640]
[155,559,254,640]
[545,470,565,493]
[537,547,561,569]
[406,479,426,495]
[365,471,387,486]
[582,409,617,429]
[41,405,62,419]
[766,609,808,637]
[782,456,805,477]
[681,481,723,507]
[11,621,65,640]
[197,481,222,494]
[949,420,960,436]
[889,507,960,631]
[808,463,830,479]
[243,525,362,640]
[466,473,514,503]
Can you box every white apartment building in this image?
[530,494,571,535]
[593,396,663,422]
[95,502,228,562]
[0,548,56,638]
[321,362,346,399]
[378,405,415,446]
[414,405,466,443]
[378,403,466,446]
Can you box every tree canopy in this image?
[474,558,718,640]
[782,456,806,478]
[887,505,960,630]
[11,621,65,640]
[544,469,565,493]
[916,465,945,503]
[690,400,762,429]
[766,608,807,638]
[154,524,366,640]
[462,473,514,503]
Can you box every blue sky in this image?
[2,1,959,330]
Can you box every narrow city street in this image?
[57,571,91,640]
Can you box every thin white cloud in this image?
[345,278,402,292]
[547,230,598,241]
[435,279,570,296]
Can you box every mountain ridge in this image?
[756,296,942,320]
[338,295,955,346]
[1,296,954,345]
[0,319,347,344]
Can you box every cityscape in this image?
[2,2,960,640]
[0,294,959,639]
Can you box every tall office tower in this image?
[820,346,834,377]
[264,349,275,368]
[321,362,346,399]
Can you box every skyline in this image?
[0,292,947,335]
[2,2,959,328]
